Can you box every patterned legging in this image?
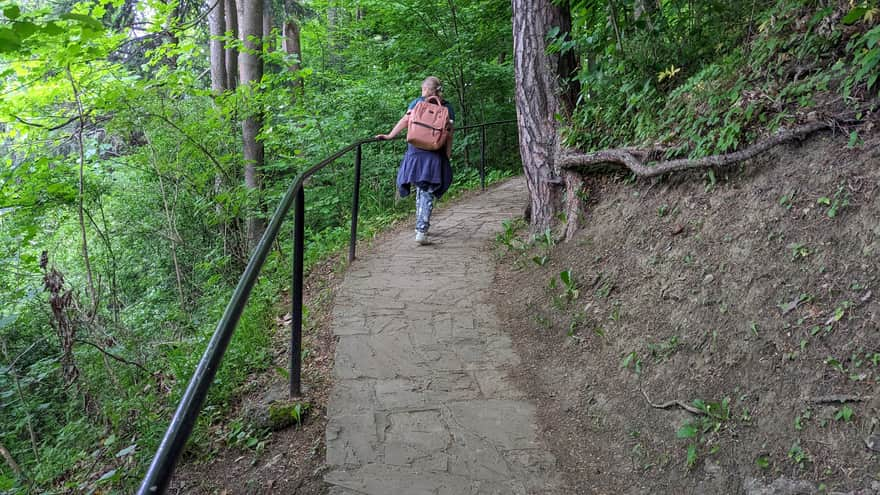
[415,186,435,233]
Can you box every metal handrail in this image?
[137,120,515,494]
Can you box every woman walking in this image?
[375,76,455,245]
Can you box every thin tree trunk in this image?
[608,0,624,54]
[208,0,231,259]
[283,16,303,92]
[263,1,273,52]
[225,0,239,90]
[66,67,98,314]
[209,0,228,95]
[239,0,266,251]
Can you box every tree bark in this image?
[225,0,239,90]
[283,19,302,84]
[208,0,228,95]
[239,0,265,250]
[263,0,274,65]
[512,0,576,235]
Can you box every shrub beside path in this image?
[324,177,564,494]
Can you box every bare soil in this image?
[493,128,880,493]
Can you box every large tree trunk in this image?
[512,0,578,235]
[239,0,265,251]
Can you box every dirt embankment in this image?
[494,129,880,494]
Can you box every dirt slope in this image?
[493,128,880,494]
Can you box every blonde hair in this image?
[422,76,443,98]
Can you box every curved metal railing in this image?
[137,120,516,494]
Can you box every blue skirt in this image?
[396,144,453,199]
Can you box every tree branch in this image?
[74,338,149,374]
[12,113,84,131]
[141,111,234,184]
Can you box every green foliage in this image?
[620,351,642,374]
[817,185,851,218]
[676,397,731,469]
[558,269,579,301]
[563,1,878,158]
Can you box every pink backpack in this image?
[406,96,450,151]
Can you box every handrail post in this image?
[480,124,486,190]
[349,144,362,263]
[290,185,304,398]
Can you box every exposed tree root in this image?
[557,120,850,176]
[640,387,705,416]
[556,111,870,240]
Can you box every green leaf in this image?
[60,13,104,31]
[677,422,698,439]
[12,20,37,38]
[3,4,20,19]
[834,405,854,422]
[842,6,867,24]
[0,475,14,490]
[849,131,861,148]
[560,270,572,286]
[825,357,844,372]
[0,27,20,53]
[686,444,698,467]
[42,21,63,36]
[756,455,770,469]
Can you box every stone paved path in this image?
[324,177,564,495]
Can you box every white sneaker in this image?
[415,231,428,245]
